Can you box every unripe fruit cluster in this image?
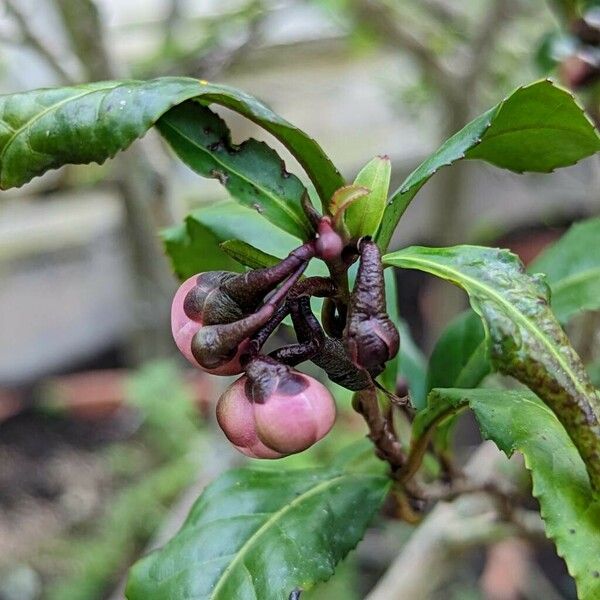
[170,216,399,461]
[171,265,337,459]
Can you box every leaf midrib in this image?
[386,253,591,400]
[444,265,600,388]
[209,472,369,599]
[159,118,308,237]
[0,84,119,166]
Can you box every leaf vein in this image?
[209,474,350,599]
[0,85,119,166]
[392,255,590,399]
[159,118,308,236]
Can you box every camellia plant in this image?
[1,76,600,598]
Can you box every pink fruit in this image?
[216,378,283,459]
[216,362,336,459]
[171,274,247,376]
[253,373,336,454]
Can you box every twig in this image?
[419,0,462,26]
[196,13,264,80]
[461,0,512,90]
[51,0,177,360]
[351,0,460,102]
[396,405,463,484]
[163,0,184,48]
[353,386,406,473]
[53,0,117,80]
[159,0,266,79]
[366,443,545,599]
[4,0,75,84]
[418,479,514,504]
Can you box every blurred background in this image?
[0,1,598,598]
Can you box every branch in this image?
[163,0,184,48]
[164,1,265,78]
[51,0,178,359]
[53,0,116,80]
[194,15,264,79]
[419,0,463,26]
[462,0,514,90]
[366,443,546,599]
[351,0,460,101]
[353,387,406,473]
[4,0,75,84]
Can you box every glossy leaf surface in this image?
[0,77,343,205]
[126,464,389,599]
[426,215,600,397]
[163,201,299,280]
[158,102,312,239]
[384,245,600,490]
[219,240,281,270]
[377,80,600,249]
[414,388,600,600]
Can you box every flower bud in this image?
[315,217,344,261]
[216,357,336,458]
[247,357,336,454]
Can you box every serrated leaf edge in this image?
[384,250,591,400]
[203,471,388,599]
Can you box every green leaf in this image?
[398,320,428,410]
[588,360,600,388]
[376,80,600,249]
[380,270,427,407]
[162,216,240,280]
[426,215,600,399]
[126,464,390,600]
[414,388,600,600]
[384,245,600,490]
[329,185,370,238]
[329,185,370,217]
[163,200,300,280]
[158,103,312,239]
[345,156,391,239]
[0,77,343,205]
[424,310,489,450]
[427,310,490,392]
[530,216,600,322]
[220,240,281,270]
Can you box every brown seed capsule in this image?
[171,274,250,375]
[344,239,399,375]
